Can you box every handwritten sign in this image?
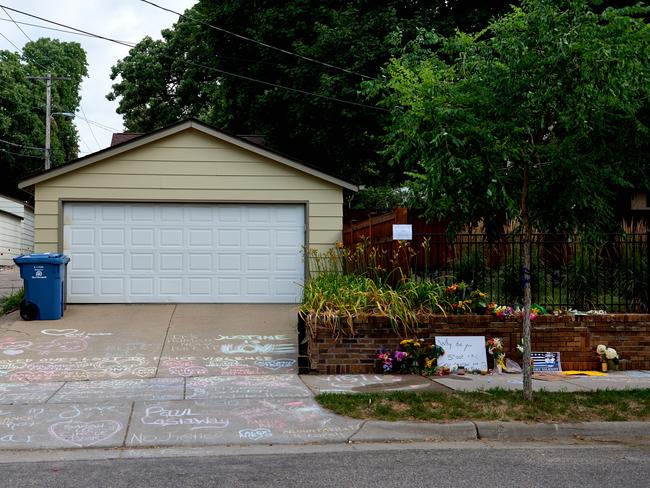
[392,224,412,241]
[435,336,488,371]
[532,352,562,372]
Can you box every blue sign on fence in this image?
[532,352,562,372]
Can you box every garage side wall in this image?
[33,129,343,255]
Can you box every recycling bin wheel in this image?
[19,301,39,321]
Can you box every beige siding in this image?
[33,128,343,254]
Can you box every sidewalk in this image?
[0,371,648,451]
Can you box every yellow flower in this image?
[425,358,435,369]
[400,339,411,346]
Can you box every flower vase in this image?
[607,359,618,371]
[601,361,608,372]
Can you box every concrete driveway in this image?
[0,304,299,383]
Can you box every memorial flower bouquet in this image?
[596,344,619,371]
[376,339,445,374]
[486,337,506,372]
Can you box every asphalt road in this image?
[1,443,649,487]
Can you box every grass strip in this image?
[316,388,650,423]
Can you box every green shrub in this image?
[1,288,24,315]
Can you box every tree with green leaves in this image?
[370,0,649,399]
[108,0,514,184]
[0,38,87,198]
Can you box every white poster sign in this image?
[435,336,488,371]
[392,224,412,241]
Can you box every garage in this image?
[19,119,356,304]
[64,202,305,303]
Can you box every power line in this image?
[0,30,22,53]
[0,8,119,152]
[80,106,101,150]
[0,137,44,152]
[1,6,33,42]
[138,0,374,80]
[182,58,387,111]
[0,4,386,112]
[0,147,44,159]
[0,16,134,44]
[0,5,135,48]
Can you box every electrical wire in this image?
[0,7,122,151]
[80,106,101,150]
[0,16,135,44]
[0,137,45,151]
[0,147,44,159]
[1,6,32,43]
[0,4,386,112]
[138,0,374,80]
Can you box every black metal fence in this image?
[348,233,649,312]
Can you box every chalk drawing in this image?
[48,420,123,447]
[41,328,112,338]
[140,405,229,430]
[220,342,295,355]
[254,359,296,371]
[238,428,272,441]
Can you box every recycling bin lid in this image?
[14,253,70,265]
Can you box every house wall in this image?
[32,128,343,255]
[0,196,34,265]
[306,314,650,373]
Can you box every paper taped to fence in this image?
[392,224,412,240]
[435,336,488,371]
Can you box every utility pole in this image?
[45,73,51,170]
[27,73,71,170]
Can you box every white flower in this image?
[596,344,607,355]
[605,348,618,360]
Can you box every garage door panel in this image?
[64,203,304,303]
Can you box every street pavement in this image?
[0,304,648,452]
[1,443,649,487]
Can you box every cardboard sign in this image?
[532,352,562,372]
[392,224,412,241]
[436,336,488,371]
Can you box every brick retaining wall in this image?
[306,314,650,374]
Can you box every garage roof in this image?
[19,119,358,191]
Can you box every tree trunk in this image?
[521,166,533,401]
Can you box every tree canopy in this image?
[0,38,87,199]
[371,0,649,235]
[370,0,649,399]
[107,0,514,184]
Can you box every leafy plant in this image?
[1,288,24,315]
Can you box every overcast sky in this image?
[0,0,198,155]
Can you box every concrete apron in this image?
[0,304,299,383]
[0,304,348,450]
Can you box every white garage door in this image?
[63,202,305,303]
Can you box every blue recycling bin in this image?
[13,253,70,321]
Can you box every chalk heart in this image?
[97,358,145,377]
[48,420,123,447]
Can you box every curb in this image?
[474,421,650,442]
[349,421,478,443]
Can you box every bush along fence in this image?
[338,230,649,313]
[303,314,650,374]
